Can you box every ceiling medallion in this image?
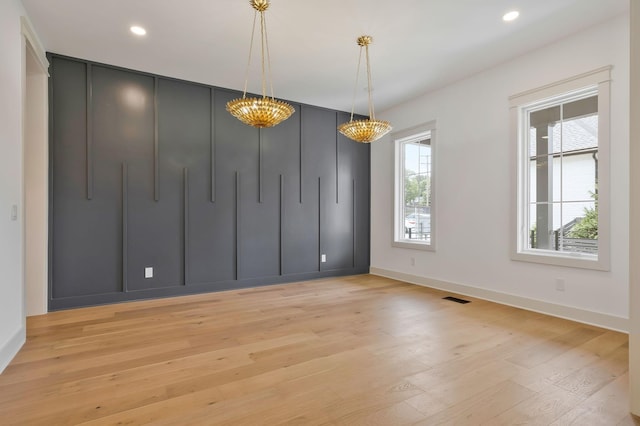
[338,35,391,143]
[226,0,294,128]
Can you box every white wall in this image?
[0,0,27,371]
[371,14,630,330]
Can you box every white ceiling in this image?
[22,0,628,115]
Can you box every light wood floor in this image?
[1,275,637,425]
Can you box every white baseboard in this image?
[370,267,629,333]
[0,326,26,374]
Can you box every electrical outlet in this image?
[145,267,154,278]
[410,257,415,266]
[321,254,327,263]
[10,205,17,221]
[555,278,565,292]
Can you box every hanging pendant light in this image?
[338,35,391,143]
[226,0,294,128]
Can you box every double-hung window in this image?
[393,122,436,250]
[510,68,611,270]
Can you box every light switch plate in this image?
[144,267,153,278]
[10,205,18,221]
[321,254,327,263]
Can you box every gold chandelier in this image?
[226,0,294,128]
[338,35,391,143]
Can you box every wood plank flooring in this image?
[0,274,637,425]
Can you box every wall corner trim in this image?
[0,326,26,374]
[369,267,629,333]
[20,16,49,76]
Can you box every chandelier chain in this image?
[262,10,275,99]
[349,46,364,122]
[242,11,259,98]
[260,11,267,98]
[365,43,375,120]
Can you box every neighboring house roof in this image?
[529,115,598,157]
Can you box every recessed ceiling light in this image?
[130,26,147,36]
[503,11,520,22]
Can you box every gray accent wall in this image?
[48,54,370,310]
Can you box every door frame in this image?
[21,16,49,317]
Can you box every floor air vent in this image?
[443,296,470,304]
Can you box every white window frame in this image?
[510,67,611,271]
[392,121,436,251]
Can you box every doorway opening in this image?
[23,29,48,316]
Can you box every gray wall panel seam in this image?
[236,171,240,281]
[318,176,321,272]
[259,128,263,203]
[299,107,303,204]
[210,88,216,203]
[122,162,128,293]
[353,179,356,268]
[184,168,189,286]
[154,77,159,201]
[86,63,93,200]
[335,112,339,204]
[279,174,283,276]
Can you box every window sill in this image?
[511,249,609,271]
[392,240,435,252]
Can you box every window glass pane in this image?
[528,106,561,205]
[552,155,562,203]
[530,105,561,130]
[528,204,537,249]
[531,202,555,250]
[529,127,537,158]
[529,160,537,203]
[554,202,564,236]
[562,201,597,237]
[559,201,598,254]
[563,96,598,120]
[529,201,599,253]
[401,137,431,243]
[551,122,562,155]
[529,155,553,203]
[530,105,560,155]
[559,99,597,202]
[562,108,598,148]
[561,152,597,202]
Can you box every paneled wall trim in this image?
[48,53,370,310]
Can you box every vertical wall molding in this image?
[48,54,55,301]
[299,107,304,203]
[318,176,322,272]
[279,174,284,276]
[335,113,339,204]
[259,128,264,203]
[235,172,240,280]
[86,63,93,200]
[153,77,159,201]
[183,168,189,286]
[210,88,216,203]
[122,162,128,292]
[353,179,357,268]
